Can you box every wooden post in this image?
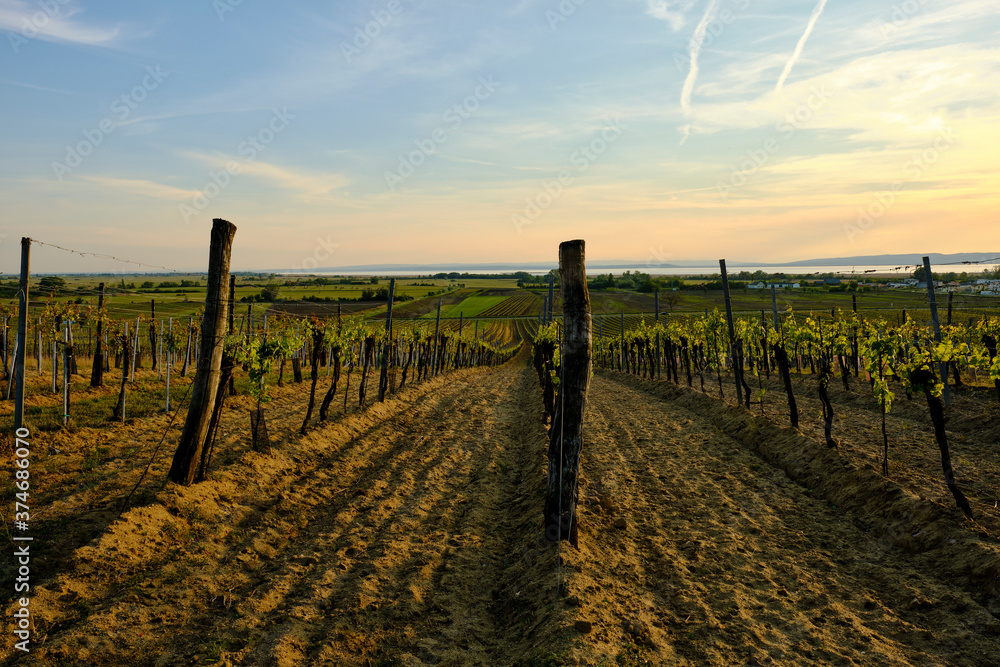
[157,319,163,381]
[181,316,193,376]
[113,321,129,422]
[378,278,396,401]
[771,285,778,331]
[654,290,661,380]
[130,316,139,379]
[2,315,8,382]
[13,238,29,430]
[720,259,743,406]
[620,311,625,371]
[922,256,950,407]
[166,317,172,412]
[91,283,105,387]
[168,218,238,486]
[228,275,236,333]
[947,291,953,327]
[547,274,554,323]
[544,239,592,546]
[432,298,442,376]
[62,319,71,426]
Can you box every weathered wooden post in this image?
[13,238,30,430]
[2,315,8,382]
[432,298,442,376]
[36,317,42,376]
[544,240,592,547]
[62,320,71,426]
[619,310,624,371]
[720,259,743,406]
[378,278,396,401]
[166,317,172,412]
[923,256,950,407]
[547,274,555,323]
[654,290,661,380]
[771,285,778,331]
[168,219,237,486]
[91,283,105,387]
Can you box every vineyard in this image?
[2,231,1000,666]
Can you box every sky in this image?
[1,0,997,274]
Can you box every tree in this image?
[141,281,155,289]
[369,276,379,284]
[39,276,66,293]
[912,266,939,283]
[662,290,683,311]
[260,282,281,301]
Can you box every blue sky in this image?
[1,0,997,273]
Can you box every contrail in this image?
[680,0,718,115]
[775,0,828,93]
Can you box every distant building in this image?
[747,281,766,290]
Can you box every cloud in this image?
[237,161,351,196]
[0,0,121,48]
[82,176,201,200]
[774,0,829,93]
[644,0,696,31]
[679,0,717,115]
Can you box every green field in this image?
[420,294,508,319]
[8,272,999,331]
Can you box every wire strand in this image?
[29,239,184,273]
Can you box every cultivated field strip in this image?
[5,360,576,666]
[567,372,1000,665]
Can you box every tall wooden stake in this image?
[720,259,743,406]
[544,239,592,547]
[91,283,105,387]
[168,219,237,486]
[13,238,30,430]
[771,285,779,331]
[432,298,442,376]
[547,274,554,323]
[923,256,950,407]
[378,278,396,402]
[62,320,71,426]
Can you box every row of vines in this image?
[4,299,523,457]
[534,308,1000,519]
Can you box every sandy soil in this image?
[2,353,999,666]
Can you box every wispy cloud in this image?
[177,150,352,197]
[237,161,350,196]
[679,0,718,116]
[775,0,829,93]
[82,176,200,200]
[644,0,696,31]
[0,0,121,48]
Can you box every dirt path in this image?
[6,358,1000,666]
[560,371,1000,665]
[4,359,574,666]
